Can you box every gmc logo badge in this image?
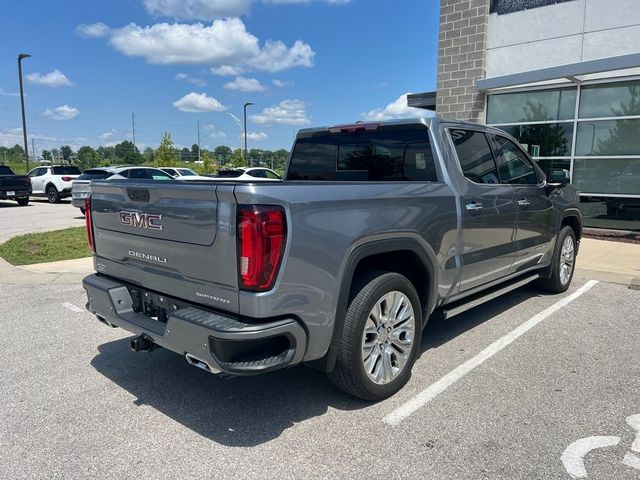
[119,211,163,231]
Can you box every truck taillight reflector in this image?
[85,196,95,252]
[238,206,287,292]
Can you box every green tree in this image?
[114,140,142,165]
[202,150,215,174]
[180,147,191,162]
[76,146,100,171]
[191,143,200,161]
[97,146,116,164]
[60,145,73,163]
[155,132,178,167]
[41,150,52,162]
[214,145,232,165]
[230,148,245,167]
[143,147,155,164]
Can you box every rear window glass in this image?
[77,170,113,180]
[287,127,437,182]
[0,166,15,175]
[217,170,244,178]
[52,166,81,175]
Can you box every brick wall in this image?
[436,0,490,122]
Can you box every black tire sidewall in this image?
[47,186,59,203]
[551,226,576,292]
[346,273,422,400]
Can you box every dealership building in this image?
[410,0,640,230]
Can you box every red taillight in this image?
[85,196,95,252]
[237,206,287,292]
[61,176,73,182]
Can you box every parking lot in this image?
[1,275,638,479]
[0,198,82,243]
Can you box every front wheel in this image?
[16,197,29,206]
[46,185,60,203]
[536,226,576,293]
[328,271,422,401]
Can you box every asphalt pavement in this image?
[0,198,83,243]
[1,278,638,479]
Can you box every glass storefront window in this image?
[580,197,640,231]
[578,80,640,119]
[535,158,570,177]
[497,123,573,157]
[573,158,640,195]
[487,88,576,124]
[575,119,640,156]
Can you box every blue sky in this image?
[0,0,439,153]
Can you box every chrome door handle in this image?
[518,199,531,207]
[465,202,483,211]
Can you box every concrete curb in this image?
[0,257,88,285]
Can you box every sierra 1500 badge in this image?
[119,211,163,231]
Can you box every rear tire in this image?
[16,197,29,206]
[46,185,60,203]
[328,271,422,401]
[536,226,576,293]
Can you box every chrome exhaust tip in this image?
[185,353,221,374]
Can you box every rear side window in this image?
[287,127,437,182]
[450,130,500,185]
[52,166,81,175]
[217,170,244,178]
[491,135,539,185]
[77,170,113,181]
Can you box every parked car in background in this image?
[160,167,211,181]
[72,167,118,214]
[0,165,31,206]
[206,167,282,181]
[27,165,81,203]
[72,166,174,214]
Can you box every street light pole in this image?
[225,113,243,162]
[243,102,254,167]
[18,53,31,172]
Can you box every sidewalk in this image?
[1,239,638,287]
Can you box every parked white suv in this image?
[27,165,81,203]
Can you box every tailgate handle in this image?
[127,188,150,202]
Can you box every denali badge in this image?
[128,250,168,264]
[119,211,163,231]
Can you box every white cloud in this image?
[244,132,268,141]
[173,92,227,112]
[103,19,314,73]
[362,93,426,121]
[210,131,227,139]
[250,99,310,126]
[143,0,349,20]
[272,79,292,88]
[211,65,245,76]
[223,76,266,92]
[0,88,20,96]
[144,0,252,20]
[43,105,79,121]
[76,22,111,38]
[175,73,206,86]
[26,70,73,88]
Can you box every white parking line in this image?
[61,302,84,313]
[383,280,599,426]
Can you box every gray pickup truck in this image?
[83,118,581,400]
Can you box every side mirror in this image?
[547,169,570,186]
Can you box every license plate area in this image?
[127,287,193,323]
[7,191,15,196]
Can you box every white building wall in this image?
[486,0,640,78]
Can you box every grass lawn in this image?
[0,227,91,265]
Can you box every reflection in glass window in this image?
[497,123,573,157]
[487,88,576,124]
[579,80,640,119]
[536,159,570,177]
[575,119,640,156]
[573,158,640,195]
[450,130,500,184]
[492,135,539,185]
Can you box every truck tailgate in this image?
[89,180,240,313]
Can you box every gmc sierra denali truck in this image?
[83,118,582,400]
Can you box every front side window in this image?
[265,170,281,179]
[492,135,539,185]
[450,129,500,185]
[249,169,267,178]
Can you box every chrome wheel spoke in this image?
[361,290,416,385]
